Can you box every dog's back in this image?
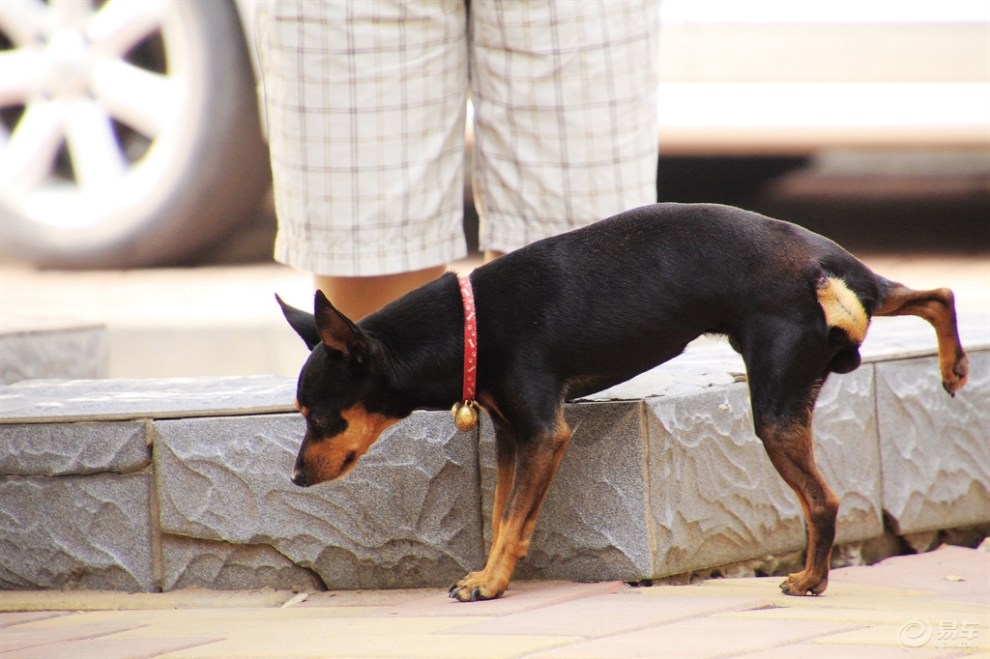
[471,203,884,397]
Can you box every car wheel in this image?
[0,0,270,269]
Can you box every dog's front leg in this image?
[449,411,572,602]
[488,417,517,551]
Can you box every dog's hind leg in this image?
[874,283,968,395]
[758,416,839,595]
[449,409,572,602]
[742,320,839,596]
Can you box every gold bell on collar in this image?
[451,399,479,431]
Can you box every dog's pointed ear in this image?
[276,293,322,350]
[314,289,368,357]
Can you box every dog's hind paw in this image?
[779,571,828,596]
[942,353,969,397]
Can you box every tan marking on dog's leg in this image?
[875,284,968,395]
[817,277,869,344]
[451,412,572,602]
[490,427,516,550]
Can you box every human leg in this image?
[469,0,660,253]
[256,0,469,311]
[313,266,446,320]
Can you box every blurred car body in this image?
[1,0,986,268]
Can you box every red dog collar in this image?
[452,273,479,431]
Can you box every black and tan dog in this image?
[278,203,968,602]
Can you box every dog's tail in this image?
[814,275,868,374]
[816,276,869,345]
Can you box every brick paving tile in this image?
[0,621,142,653]
[530,616,863,658]
[375,580,626,618]
[741,641,965,657]
[0,611,70,628]
[4,635,222,659]
[445,590,770,637]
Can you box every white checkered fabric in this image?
[256,0,659,276]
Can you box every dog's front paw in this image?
[779,571,828,596]
[448,571,506,602]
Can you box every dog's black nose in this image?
[291,469,308,487]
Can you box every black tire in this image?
[0,0,270,269]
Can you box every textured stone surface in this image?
[0,375,294,423]
[1,334,979,592]
[497,366,881,584]
[500,364,883,579]
[861,312,990,363]
[811,366,884,546]
[0,422,149,476]
[480,402,651,583]
[580,343,744,402]
[154,412,484,590]
[161,534,323,591]
[877,350,990,534]
[645,384,804,577]
[648,367,880,578]
[0,323,108,385]
[0,473,153,590]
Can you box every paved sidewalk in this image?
[1,544,987,658]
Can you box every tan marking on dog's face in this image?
[817,277,868,344]
[297,404,399,485]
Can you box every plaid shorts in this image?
[256,0,659,276]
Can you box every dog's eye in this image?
[308,413,346,437]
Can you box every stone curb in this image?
[1,318,987,592]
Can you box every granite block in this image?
[811,366,883,545]
[0,323,108,385]
[0,422,149,476]
[479,402,651,583]
[161,534,324,591]
[0,473,153,590]
[645,384,804,577]
[877,350,990,534]
[0,375,295,423]
[154,412,484,590]
[476,366,880,585]
[646,366,880,578]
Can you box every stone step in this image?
[0,316,987,592]
[0,319,108,385]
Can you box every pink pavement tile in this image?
[298,587,435,608]
[0,622,142,653]
[531,617,863,658]
[0,612,71,628]
[371,580,627,618]
[3,636,222,659]
[830,545,990,603]
[742,641,966,658]
[444,591,772,637]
